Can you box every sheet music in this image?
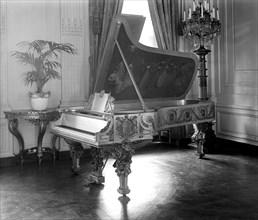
[91,93,109,113]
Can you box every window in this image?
[122,0,157,48]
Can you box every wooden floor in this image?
[1,142,258,220]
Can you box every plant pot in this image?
[30,97,49,111]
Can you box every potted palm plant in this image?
[11,40,78,110]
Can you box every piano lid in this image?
[94,15,198,109]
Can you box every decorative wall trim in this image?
[60,1,88,107]
[0,119,13,158]
[216,103,258,112]
[216,0,258,146]
[222,0,258,89]
[0,0,11,115]
[217,107,258,146]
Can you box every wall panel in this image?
[60,1,89,107]
[217,0,258,146]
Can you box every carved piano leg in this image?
[112,142,134,196]
[196,130,205,159]
[192,123,208,158]
[88,147,105,184]
[65,139,84,174]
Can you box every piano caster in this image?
[86,174,105,185]
[118,188,130,196]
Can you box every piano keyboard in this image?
[51,125,97,145]
[57,125,95,136]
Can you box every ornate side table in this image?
[4,109,61,165]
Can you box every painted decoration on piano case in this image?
[94,16,198,103]
[157,103,215,130]
[115,115,138,141]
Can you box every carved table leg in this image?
[66,140,84,174]
[37,120,48,165]
[51,135,59,164]
[8,119,25,166]
[111,142,134,196]
[88,147,105,184]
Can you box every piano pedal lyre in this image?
[86,148,109,185]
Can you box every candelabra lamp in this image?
[182,0,221,100]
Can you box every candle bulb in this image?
[189,8,192,19]
[201,5,204,17]
[193,0,196,11]
[183,11,186,21]
[204,0,207,10]
[212,8,215,18]
[207,3,209,12]
[217,8,219,20]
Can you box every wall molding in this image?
[60,1,88,107]
[217,107,258,146]
[0,120,13,157]
[221,0,258,90]
[0,0,11,115]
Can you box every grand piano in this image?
[49,15,215,196]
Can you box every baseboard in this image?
[187,137,258,155]
[215,138,258,155]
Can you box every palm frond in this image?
[23,70,41,86]
[13,39,77,93]
[42,42,78,60]
[44,60,62,71]
[11,51,36,67]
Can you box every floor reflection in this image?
[97,151,180,219]
[118,196,130,220]
[1,145,258,219]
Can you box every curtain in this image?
[148,0,181,51]
[88,0,124,94]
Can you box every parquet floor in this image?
[1,143,258,220]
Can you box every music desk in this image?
[4,109,60,165]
